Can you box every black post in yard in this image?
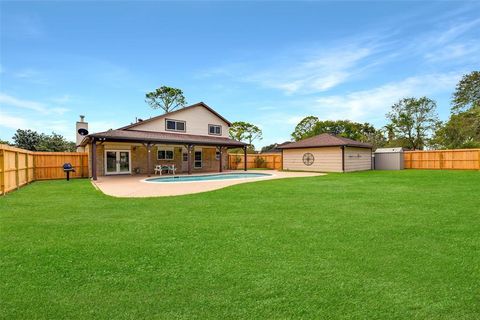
[243,145,247,171]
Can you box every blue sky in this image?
[1,1,479,148]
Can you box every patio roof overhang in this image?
[80,129,247,148]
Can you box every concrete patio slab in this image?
[92,170,325,197]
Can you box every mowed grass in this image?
[1,171,479,319]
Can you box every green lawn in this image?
[1,171,479,319]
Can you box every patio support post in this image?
[243,145,247,171]
[218,146,223,173]
[146,143,152,177]
[91,139,97,181]
[188,144,193,175]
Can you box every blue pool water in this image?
[146,172,272,183]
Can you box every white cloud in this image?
[0,93,47,113]
[432,18,480,46]
[408,18,480,64]
[13,68,49,85]
[0,111,28,129]
[0,110,74,140]
[0,93,70,115]
[244,46,375,94]
[424,41,480,63]
[312,73,461,123]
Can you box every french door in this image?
[105,150,131,175]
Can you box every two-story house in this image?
[78,102,247,180]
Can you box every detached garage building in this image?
[279,133,373,172]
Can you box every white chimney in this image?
[76,115,89,152]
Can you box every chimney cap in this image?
[79,115,85,122]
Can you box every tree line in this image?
[1,129,76,152]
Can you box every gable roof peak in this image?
[117,102,232,130]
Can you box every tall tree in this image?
[386,97,440,150]
[145,86,187,113]
[291,116,319,141]
[12,129,76,152]
[451,71,480,114]
[12,129,42,151]
[433,71,480,149]
[229,121,263,150]
[432,108,480,149]
[384,123,396,143]
[37,132,76,152]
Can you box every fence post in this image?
[0,149,4,195]
[478,150,480,170]
[25,152,29,183]
[15,151,19,189]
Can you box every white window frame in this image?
[157,147,175,160]
[165,119,186,132]
[208,124,222,136]
[194,150,202,168]
[104,149,132,175]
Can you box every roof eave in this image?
[280,143,372,150]
[85,134,246,147]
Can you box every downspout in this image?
[341,146,345,173]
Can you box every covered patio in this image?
[80,130,248,180]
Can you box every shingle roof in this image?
[80,129,246,147]
[118,102,232,130]
[278,133,372,149]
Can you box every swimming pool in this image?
[145,172,272,183]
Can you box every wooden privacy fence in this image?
[404,149,480,170]
[0,145,34,194]
[0,144,89,195]
[228,153,282,170]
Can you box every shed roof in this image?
[278,133,372,149]
[374,147,404,153]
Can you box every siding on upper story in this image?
[128,105,230,138]
[282,147,343,172]
[344,147,372,172]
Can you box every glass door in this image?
[106,151,118,174]
[105,150,131,175]
[119,152,130,173]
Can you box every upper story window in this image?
[165,119,186,132]
[208,124,222,135]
